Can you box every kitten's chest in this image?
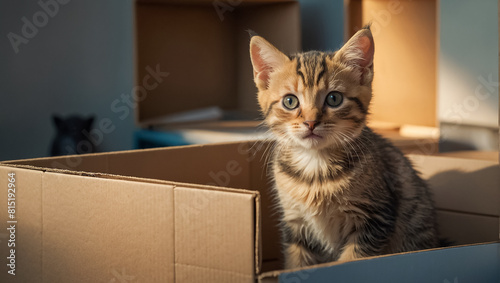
[273,149,359,250]
[283,149,338,178]
[276,185,354,251]
[272,150,352,207]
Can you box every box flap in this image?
[408,155,499,217]
[174,186,255,282]
[2,153,109,173]
[409,154,499,244]
[0,168,177,282]
[41,173,175,282]
[107,142,252,188]
[2,142,254,190]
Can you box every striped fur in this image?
[250,27,439,268]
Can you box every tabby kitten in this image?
[249,26,439,268]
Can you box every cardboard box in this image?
[342,0,445,156]
[0,140,498,282]
[134,0,301,127]
[345,0,437,128]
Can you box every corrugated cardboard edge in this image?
[257,241,500,282]
[0,166,44,282]
[0,143,260,193]
[254,190,262,275]
[1,162,258,196]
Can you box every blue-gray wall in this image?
[299,0,345,51]
[0,0,134,161]
[438,0,499,151]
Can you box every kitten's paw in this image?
[284,243,316,269]
[337,243,362,262]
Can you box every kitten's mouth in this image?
[303,132,323,140]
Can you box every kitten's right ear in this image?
[249,36,289,90]
[335,26,375,85]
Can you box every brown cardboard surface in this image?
[375,129,439,155]
[436,210,499,245]
[42,173,175,282]
[348,0,437,127]
[175,264,253,283]
[435,150,499,162]
[3,153,109,173]
[135,3,237,122]
[409,155,499,217]
[107,142,252,189]
[345,0,363,41]
[234,2,301,111]
[175,186,255,282]
[134,0,300,126]
[0,167,43,282]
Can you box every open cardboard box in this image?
[0,140,498,282]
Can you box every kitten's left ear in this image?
[249,36,289,90]
[335,26,375,85]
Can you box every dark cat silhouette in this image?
[50,115,97,156]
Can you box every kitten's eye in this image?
[282,94,299,110]
[325,91,343,108]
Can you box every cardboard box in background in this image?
[346,0,499,154]
[346,0,437,128]
[134,0,301,127]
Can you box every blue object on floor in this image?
[133,129,190,149]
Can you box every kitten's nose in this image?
[303,120,319,130]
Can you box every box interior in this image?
[134,0,300,126]
[5,140,499,275]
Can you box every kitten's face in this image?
[250,28,374,150]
